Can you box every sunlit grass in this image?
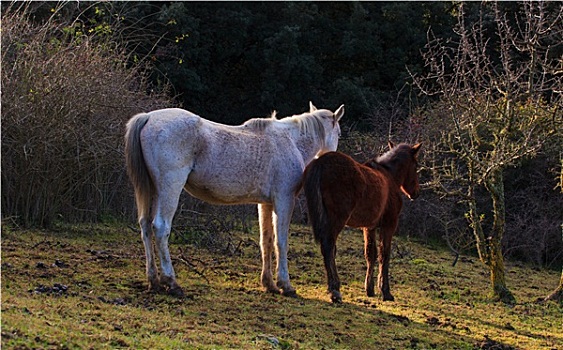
[2,223,561,349]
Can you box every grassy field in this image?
[1,223,561,349]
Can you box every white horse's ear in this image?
[334,104,344,121]
[388,141,395,149]
[309,101,318,112]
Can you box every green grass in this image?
[1,223,561,349]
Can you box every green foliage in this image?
[95,2,456,125]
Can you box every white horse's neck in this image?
[292,128,325,165]
[267,111,332,166]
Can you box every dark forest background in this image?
[2,1,561,270]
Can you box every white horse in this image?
[125,102,344,297]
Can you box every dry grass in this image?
[1,223,561,349]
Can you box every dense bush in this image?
[54,1,453,126]
[1,5,174,226]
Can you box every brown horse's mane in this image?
[366,143,415,173]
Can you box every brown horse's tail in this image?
[124,113,154,218]
[303,160,329,243]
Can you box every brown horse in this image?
[302,142,421,303]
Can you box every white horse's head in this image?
[309,101,345,156]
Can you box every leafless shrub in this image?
[366,88,423,145]
[1,4,174,227]
[172,195,255,254]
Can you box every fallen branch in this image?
[176,247,210,284]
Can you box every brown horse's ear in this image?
[388,141,395,150]
[412,143,422,156]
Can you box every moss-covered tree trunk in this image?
[545,162,563,303]
[545,269,563,302]
[484,169,516,303]
[467,188,487,263]
[414,1,561,304]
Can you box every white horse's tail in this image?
[125,113,154,218]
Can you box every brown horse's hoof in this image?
[264,285,281,295]
[330,291,342,303]
[282,289,298,298]
[382,294,395,302]
[167,286,185,298]
[148,283,165,294]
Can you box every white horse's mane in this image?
[242,111,278,131]
[243,111,327,140]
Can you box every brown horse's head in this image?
[380,142,422,200]
[398,142,421,200]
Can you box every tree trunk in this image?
[544,161,562,303]
[484,169,516,304]
[488,235,515,303]
[467,170,488,264]
[544,270,563,303]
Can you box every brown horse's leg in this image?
[320,227,343,303]
[364,227,377,297]
[378,221,397,301]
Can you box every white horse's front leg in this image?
[258,203,279,293]
[273,198,297,297]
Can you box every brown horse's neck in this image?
[365,159,402,189]
[372,152,411,190]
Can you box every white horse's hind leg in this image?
[140,216,160,292]
[152,169,189,297]
[273,197,297,297]
[258,203,279,293]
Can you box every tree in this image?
[412,2,562,303]
[545,159,563,303]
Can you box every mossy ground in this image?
[1,223,561,349]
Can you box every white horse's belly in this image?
[184,174,269,205]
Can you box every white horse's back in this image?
[137,109,289,204]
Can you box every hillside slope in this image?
[2,224,561,349]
